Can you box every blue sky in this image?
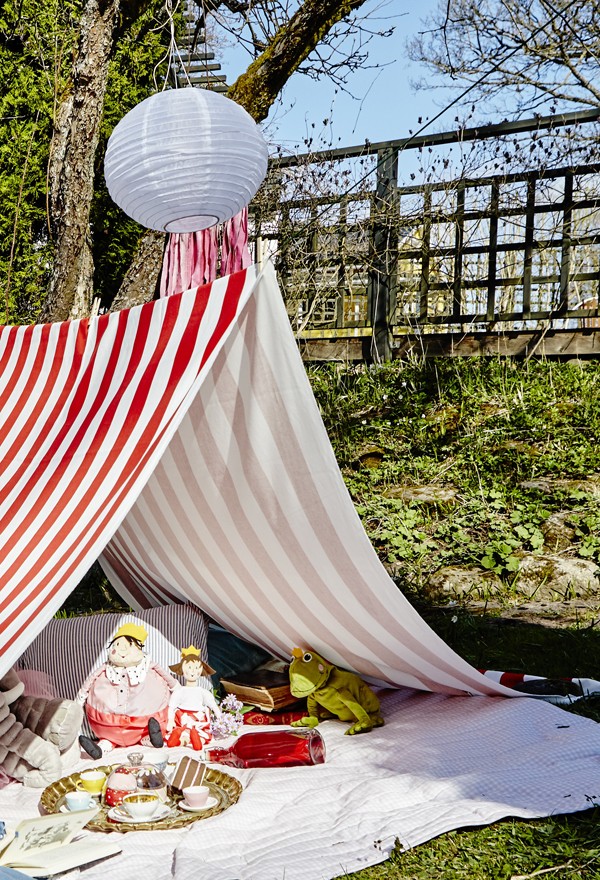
[220,0,456,155]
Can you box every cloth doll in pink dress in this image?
[76,623,176,759]
[166,646,220,750]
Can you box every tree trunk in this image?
[228,0,368,122]
[110,230,166,311]
[43,0,121,323]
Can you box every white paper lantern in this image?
[104,88,269,233]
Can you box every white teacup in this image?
[121,792,161,821]
[151,749,168,773]
[182,785,210,809]
[65,789,94,812]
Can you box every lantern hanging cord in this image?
[200,0,211,89]
[153,0,193,92]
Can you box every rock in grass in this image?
[542,511,577,551]
[353,444,385,469]
[515,554,600,600]
[520,477,600,498]
[425,566,503,599]
[383,485,458,506]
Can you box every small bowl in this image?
[121,792,161,821]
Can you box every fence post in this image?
[559,170,573,315]
[367,147,398,363]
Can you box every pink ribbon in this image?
[159,208,252,297]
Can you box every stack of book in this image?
[220,668,304,713]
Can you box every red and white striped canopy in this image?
[0,264,513,696]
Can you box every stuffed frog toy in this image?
[289,648,384,735]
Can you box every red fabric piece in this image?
[159,209,252,297]
[220,209,252,277]
[160,228,218,297]
[0,268,255,676]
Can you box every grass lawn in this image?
[320,357,600,879]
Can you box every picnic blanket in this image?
[2,688,600,880]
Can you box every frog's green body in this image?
[289,649,384,735]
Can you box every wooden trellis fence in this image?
[250,109,600,360]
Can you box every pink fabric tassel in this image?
[159,227,219,297]
[159,209,252,297]
[220,208,252,277]
[0,767,14,788]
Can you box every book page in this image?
[0,808,99,866]
[4,839,122,876]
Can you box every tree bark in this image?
[228,0,368,121]
[44,0,122,323]
[110,230,166,311]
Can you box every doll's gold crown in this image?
[112,623,148,644]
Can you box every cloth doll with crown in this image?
[76,623,176,759]
[166,646,220,750]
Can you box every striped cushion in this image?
[16,605,209,701]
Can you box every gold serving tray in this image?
[40,764,243,833]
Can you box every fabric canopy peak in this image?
[1,264,515,698]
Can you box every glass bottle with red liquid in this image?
[204,728,326,768]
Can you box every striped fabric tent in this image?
[0,263,514,697]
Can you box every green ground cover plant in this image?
[63,356,600,879]
[308,357,600,595]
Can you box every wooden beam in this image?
[298,330,600,361]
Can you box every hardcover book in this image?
[220,668,297,712]
[0,808,121,877]
[243,706,307,725]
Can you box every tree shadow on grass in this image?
[415,602,600,723]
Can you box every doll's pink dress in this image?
[77,657,175,748]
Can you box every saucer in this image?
[178,796,218,812]
[108,803,172,824]
[60,800,95,813]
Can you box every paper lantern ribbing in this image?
[104,88,269,233]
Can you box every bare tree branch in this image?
[227,0,371,120]
[409,0,600,116]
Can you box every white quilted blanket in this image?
[3,688,600,880]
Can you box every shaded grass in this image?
[419,605,600,722]
[57,561,130,616]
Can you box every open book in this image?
[0,807,122,877]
